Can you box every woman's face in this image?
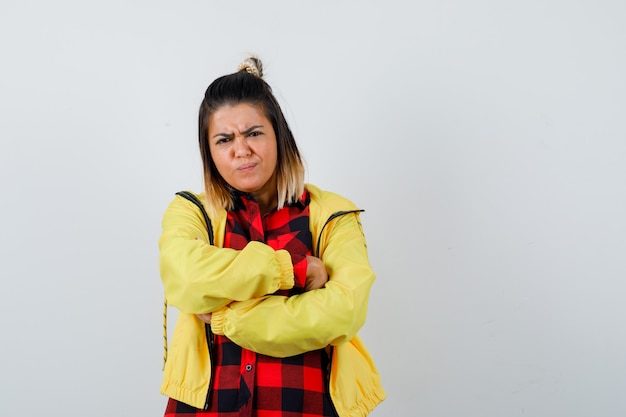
[208,103,278,205]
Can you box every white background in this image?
[1,1,625,416]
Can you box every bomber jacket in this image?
[159,184,386,417]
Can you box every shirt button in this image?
[245,364,253,371]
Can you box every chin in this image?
[233,184,262,193]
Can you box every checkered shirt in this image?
[164,190,338,417]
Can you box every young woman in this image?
[159,56,385,417]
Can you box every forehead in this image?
[209,103,269,130]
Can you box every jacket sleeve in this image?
[210,212,376,357]
[159,195,295,314]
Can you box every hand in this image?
[196,313,212,324]
[304,256,329,292]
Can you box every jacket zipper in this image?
[204,323,215,409]
[314,209,364,409]
[173,192,216,409]
[314,210,364,257]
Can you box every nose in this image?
[233,137,251,157]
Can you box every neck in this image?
[255,194,277,216]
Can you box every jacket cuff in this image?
[210,308,226,335]
[276,249,295,290]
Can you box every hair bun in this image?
[237,56,263,78]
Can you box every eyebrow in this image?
[212,125,263,140]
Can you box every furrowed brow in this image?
[212,132,234,140]
[211,125,263,140]
[241,125,263,135]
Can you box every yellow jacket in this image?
[159,184,385,416]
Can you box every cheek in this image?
[266,141,278,165]
[210,150,229,174]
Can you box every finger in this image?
[195,313,212,323]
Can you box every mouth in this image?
[237,163,257,172]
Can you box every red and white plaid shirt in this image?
[165,190,338,417]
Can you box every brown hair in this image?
[198,57,304,216]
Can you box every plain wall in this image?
[1,1,625,416]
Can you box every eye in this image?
[248,130,262,137]
[215,137,231,145]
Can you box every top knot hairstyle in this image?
[237,56,264,78]
[198,56,305,216]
